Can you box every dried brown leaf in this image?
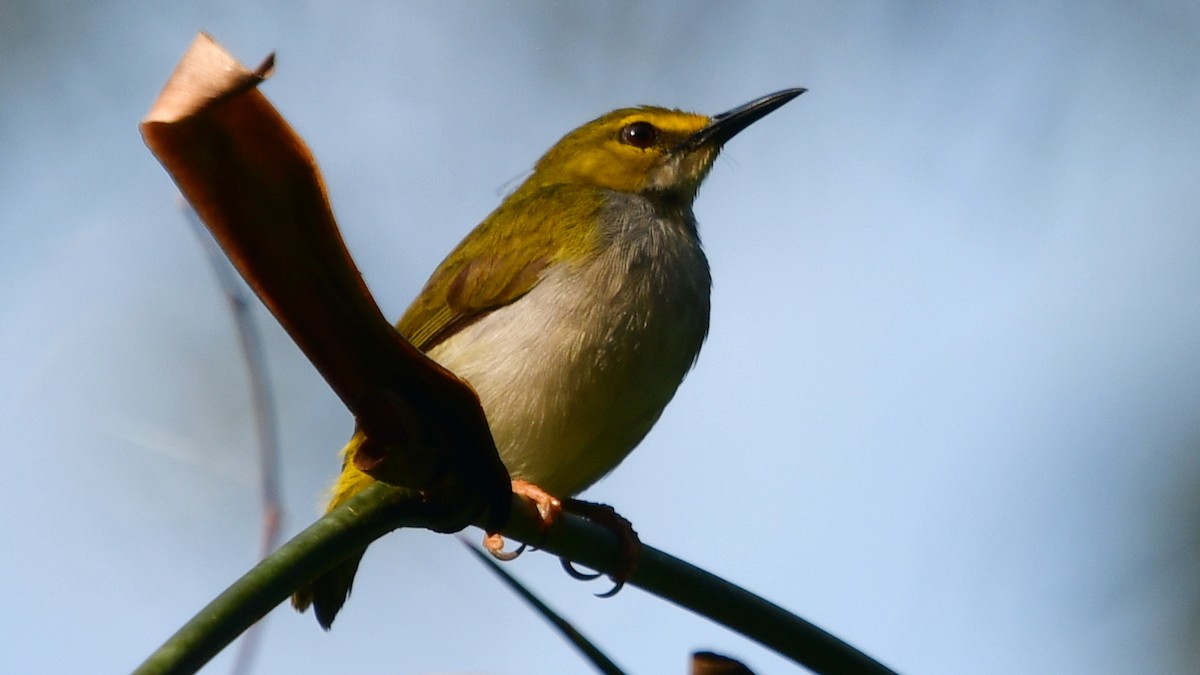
[140,33,510,531]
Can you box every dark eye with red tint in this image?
[619,121,658,148]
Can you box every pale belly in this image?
[426,252,709,497]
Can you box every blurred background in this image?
[3,2,1199,673]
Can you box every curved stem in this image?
[135,482,897,675]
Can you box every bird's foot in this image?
[482,485,640,597]
[483,479,562,560]
[561,499,640,597]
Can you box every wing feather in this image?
[396,184,604,352]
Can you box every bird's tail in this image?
[291,432,376,629]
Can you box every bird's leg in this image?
[483,485,641,598]
[483,479,562,560]
[561,499,640,597]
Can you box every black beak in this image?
[682,88,806,150]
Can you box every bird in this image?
[292,88,805,628]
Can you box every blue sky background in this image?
[3,3,1199,674]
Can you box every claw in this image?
[560,499,641,598]
[594,579,624,599]
[483,533,526,561]
[561,558,603,580]
[560,558,623,596]
[483,480,564,563]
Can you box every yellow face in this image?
[527,107,717,198]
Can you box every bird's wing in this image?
[397,185,602,352]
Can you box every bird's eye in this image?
[619,121,658,149]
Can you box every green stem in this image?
[135,482,898,675]
[134,485,425,674]
[505,502,900,675]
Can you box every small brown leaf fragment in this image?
[691,651,756,675]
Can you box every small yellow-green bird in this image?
[293,88,804,627]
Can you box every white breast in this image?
[427,200,711,496]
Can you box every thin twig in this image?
[185,207,284,675]
[460,537,627,675]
